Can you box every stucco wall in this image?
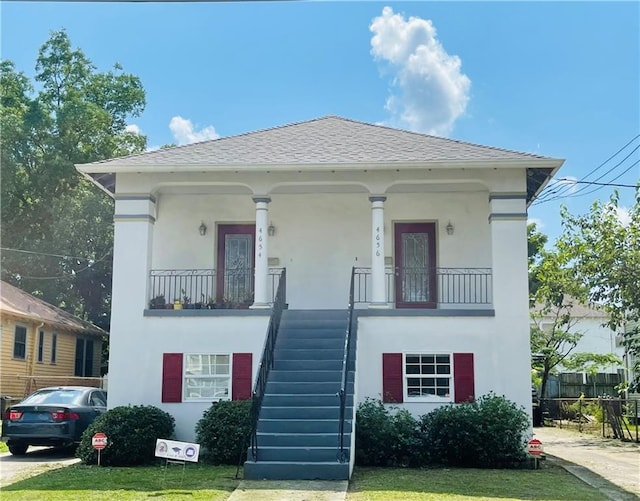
[106,314,269,441]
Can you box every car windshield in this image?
[21,389,84,405]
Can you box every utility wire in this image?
[1,247,110,262]
[535,134,640,203]
[2,249,113,280]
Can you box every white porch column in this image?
[369,196,388,308]
[251,196,271,309]
[489,193,531,417]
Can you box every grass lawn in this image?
[347,465,607,501]
[2,463,240,500]
[3,461,609,501]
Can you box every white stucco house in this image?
[76,116,563,479]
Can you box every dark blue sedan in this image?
[1,386,107,455]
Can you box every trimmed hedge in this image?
[356,393,529,468]
[195,399,252,464]
[77,405,175,466]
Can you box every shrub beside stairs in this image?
[243,309,355,480]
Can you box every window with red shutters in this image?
[232,353,252,400]
[453,353,475,403]
[382,353,403,403]
[162,353,183,403]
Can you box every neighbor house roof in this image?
[76,115,564,202]
[0,281,106,336]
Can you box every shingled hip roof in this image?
[76,115,564,201]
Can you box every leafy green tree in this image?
[1,30,146,334]
[527,222,548,298]
[529,242,624,398]
[558,192,640,391]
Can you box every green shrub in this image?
[420,393,529,468]
[76,405,175,466]
[355,398,424,467]
[195,399,251,464]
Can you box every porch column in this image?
[369,196,388,308]
[251,196,271,309]
[489,193,531,416]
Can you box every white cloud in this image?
[125,124,142,135]
[370,6,471,135]
[613,206,631,226]
[527,217,545,229]
[169,116,220,145]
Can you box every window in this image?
[383,352,474,404]
[51,333,57,363]
[162,352,252,403]
[183,354,230,400]
[13,325,27,359]
[405,354,452,400]
[74,338,94,376]
[37,330,45,362]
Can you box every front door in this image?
[217,224,255,304]
[394,222,437,308]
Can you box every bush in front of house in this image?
[420,392,529,468]
[77,405,175,466]
[195,399,252,464]
[355,398,425,467]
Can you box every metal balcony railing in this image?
[353,267,493,306]
[148,268,284,309]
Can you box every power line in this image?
[1,247,109,262]
[535,134,640,203]
[560,179,639,188]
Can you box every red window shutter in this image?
[454,353,475,403]
[232,353,252,400]
[382,353,403,403]
[162,353,183,403]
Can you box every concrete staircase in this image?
[243,309,356,480]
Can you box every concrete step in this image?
[276,338,346,350]
[265,381,353,394]
[253,446,345,462]
[261,393,352,407]
[268,370,353,383]
[273,360,344,371]
[243,460,349,480]
[255,432,351,447]
[278,328,347,339]
[274,349,344,360]
[260,406,346,419]
[258,419,350,433]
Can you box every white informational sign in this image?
[155,438,200,463]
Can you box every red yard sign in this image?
[527,438,543,456]
[92,432,108,450]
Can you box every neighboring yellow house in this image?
[0,280,107,400]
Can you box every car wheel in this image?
[8,442,29,455]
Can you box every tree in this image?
[1,30,146,333]
[558,192,640,391]
[527,222,548,298]
[529,241,622,399]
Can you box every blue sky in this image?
[2,1,638,243]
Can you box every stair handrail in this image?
[249,268,287,461]
[338,266,356,463]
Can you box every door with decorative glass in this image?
[217,225,255,305]
[394,222,437,308]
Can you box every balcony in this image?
[354,267,492,308]
[147,268,284,310]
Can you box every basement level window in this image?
[184,354,230,401]
[405,353,452,400]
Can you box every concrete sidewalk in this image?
[534,426,640,501]
[227,480,348,501]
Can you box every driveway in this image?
[0,447,80,486]
[534,426,640,500]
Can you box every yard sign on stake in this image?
[92,432,108,466]
[155,438,200,487]
[527,438,544,469]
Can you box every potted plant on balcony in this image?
[205,296,216,309]
[149,294,166,310]
[181,290,194,309]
